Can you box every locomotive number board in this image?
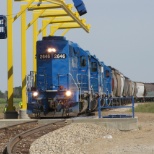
[39,54,51,59]
[39,53,66,60]
[53,53,66,59]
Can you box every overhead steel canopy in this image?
[14,0,90,34]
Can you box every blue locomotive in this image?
[26,36,112,117]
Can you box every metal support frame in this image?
[98,97,135,118]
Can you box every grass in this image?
[0,98,21,113]
[134,103,154,113]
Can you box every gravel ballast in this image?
[29,123,118,154]
[29,112,154,154]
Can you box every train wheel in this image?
[79,99,88,114]
[101,99,105,107]
[91,99,98,111]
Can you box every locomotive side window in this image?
[80,56,86,67]
[91,62,97,72]
[69,46,73,57]
[72,57,78,68]
[105,70,110,77]
[69,46,77,57]
[69,46,78,68]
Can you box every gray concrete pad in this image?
[0,116,138,131]
[18,109,30,119]
[66,116,138,131]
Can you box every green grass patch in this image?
[134,103,154,113]
[0,98,21,113]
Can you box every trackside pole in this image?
[132,96,135,118]
[98,98,101,118]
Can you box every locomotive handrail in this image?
[76,74,88,84]
[76,74,89,94]
[76,74,101,94]
[57,73,79,90]
[68,73,79,90]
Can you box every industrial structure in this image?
[3,0,90,118]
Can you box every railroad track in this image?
[0,120,39,153]
[5,120,68,154]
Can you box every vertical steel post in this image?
[98,98,101,118]
[33,14,38,72]
[21,6,27,109]
[132,96,135,118]
[7,0,14,111]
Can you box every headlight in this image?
[32,91,39,97]
[47,47,56,53]
[65,90,72,97]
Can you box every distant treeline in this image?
[0,86,22,98]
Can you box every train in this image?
[26,36,154,118]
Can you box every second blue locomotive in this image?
[26,36,112,117]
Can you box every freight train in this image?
[26,36,154,118]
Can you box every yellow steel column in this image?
[21,6,27,109]
[42,20,47,37]
[7,0,14,111]
[33,14,38,72]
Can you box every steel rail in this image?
[6,120,68,154]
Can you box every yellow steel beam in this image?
[42,20,47,37]
[55,23,81,29]
[18,0,90,32]
[38,10,68,18]
[37,17,55,35]
[7,0,14,111]
[48,17,74,23]
[13,0,35,22]
[34,7,90,32]
[28,4,62,10]
[50,23,63,35]
[61,3,90,33]
[21,5,27,109]
[61,29,70,36]
[26,10,46,30]
[14,0,64,3]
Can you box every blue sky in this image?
[0,0,154,92]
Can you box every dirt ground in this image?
[1,106,154,154]
[84,112,154,154]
